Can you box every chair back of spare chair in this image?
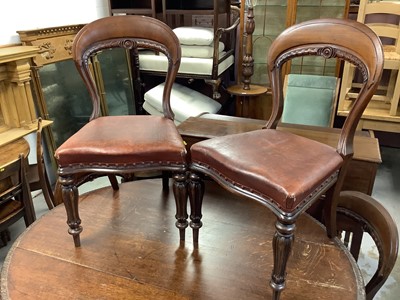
[282,74,339,127]
[267,18,384,158]
[26,117,54,210]
[357,0,400,55]
[336,191,399,300]
[36,117,55,209]
[0,155,36,230]
[33,117,44,183]
[72,15,181,121]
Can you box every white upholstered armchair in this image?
[139,5,240,100]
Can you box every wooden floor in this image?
[1,179,364,299]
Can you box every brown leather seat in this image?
[192,129,343,213]
[55,15,188,247]
[188,18,384,299]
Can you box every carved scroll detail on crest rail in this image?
[82,38,172,68]
[275,46,368,82]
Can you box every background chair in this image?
[339,0,400,117]
[334,190,398,300]
[55,15,188,248]
[26,118,55,210]
[188,18,383,299]
[139,5,240,101]
[0,155,36,247]
[282,74,339,127]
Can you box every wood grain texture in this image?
[0,139,29,168]
[1,180,364,299]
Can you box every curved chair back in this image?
[27,117,55,209]
[0,154,36,232]
[267,18,384,158]
[337,191,399,300]
[73,15,181,121]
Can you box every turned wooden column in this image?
[242,0,255,90]
[0,47,39,130]
[227,1,268,118]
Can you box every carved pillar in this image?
[0,46,40,140]
[242,1,255,90]
[7,58,37,128]
[227,1,268,119]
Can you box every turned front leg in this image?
[173,172,188,241]
[188,172,204,246]
[270,219,295,300]
[59,175,82,247]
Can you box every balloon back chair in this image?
[55,15,188,247]
[188,18,384,299]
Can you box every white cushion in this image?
[181,42,225,58]
[144,82,222,123]
[142,101,181,124]
[139,51,234,76]
[173,27,214,46]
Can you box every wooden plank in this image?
[0,119,52,147]
[178,115,381,163]
[0,46,38,64]
[0,138,30,167]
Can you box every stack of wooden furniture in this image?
[0,46,53,247]
[338,0,400,133]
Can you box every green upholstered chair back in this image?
[282,74,338,127]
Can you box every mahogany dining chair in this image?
[55,15,188,247]
[188,18,384,299]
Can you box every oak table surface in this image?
[1,180,365,299]
[0,138,30,168]
[0,138,30,192]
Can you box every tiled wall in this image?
[0,0,109,46]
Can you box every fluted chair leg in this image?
[188,172,204,246]
[60,175,82,247]
[270,219,296,300]
[173,172,188,241]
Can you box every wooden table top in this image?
[0,138,30,168]
[227,84,269,97]
[1,180,365,299]
[0,119,52,148]
[178,114,381,164]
